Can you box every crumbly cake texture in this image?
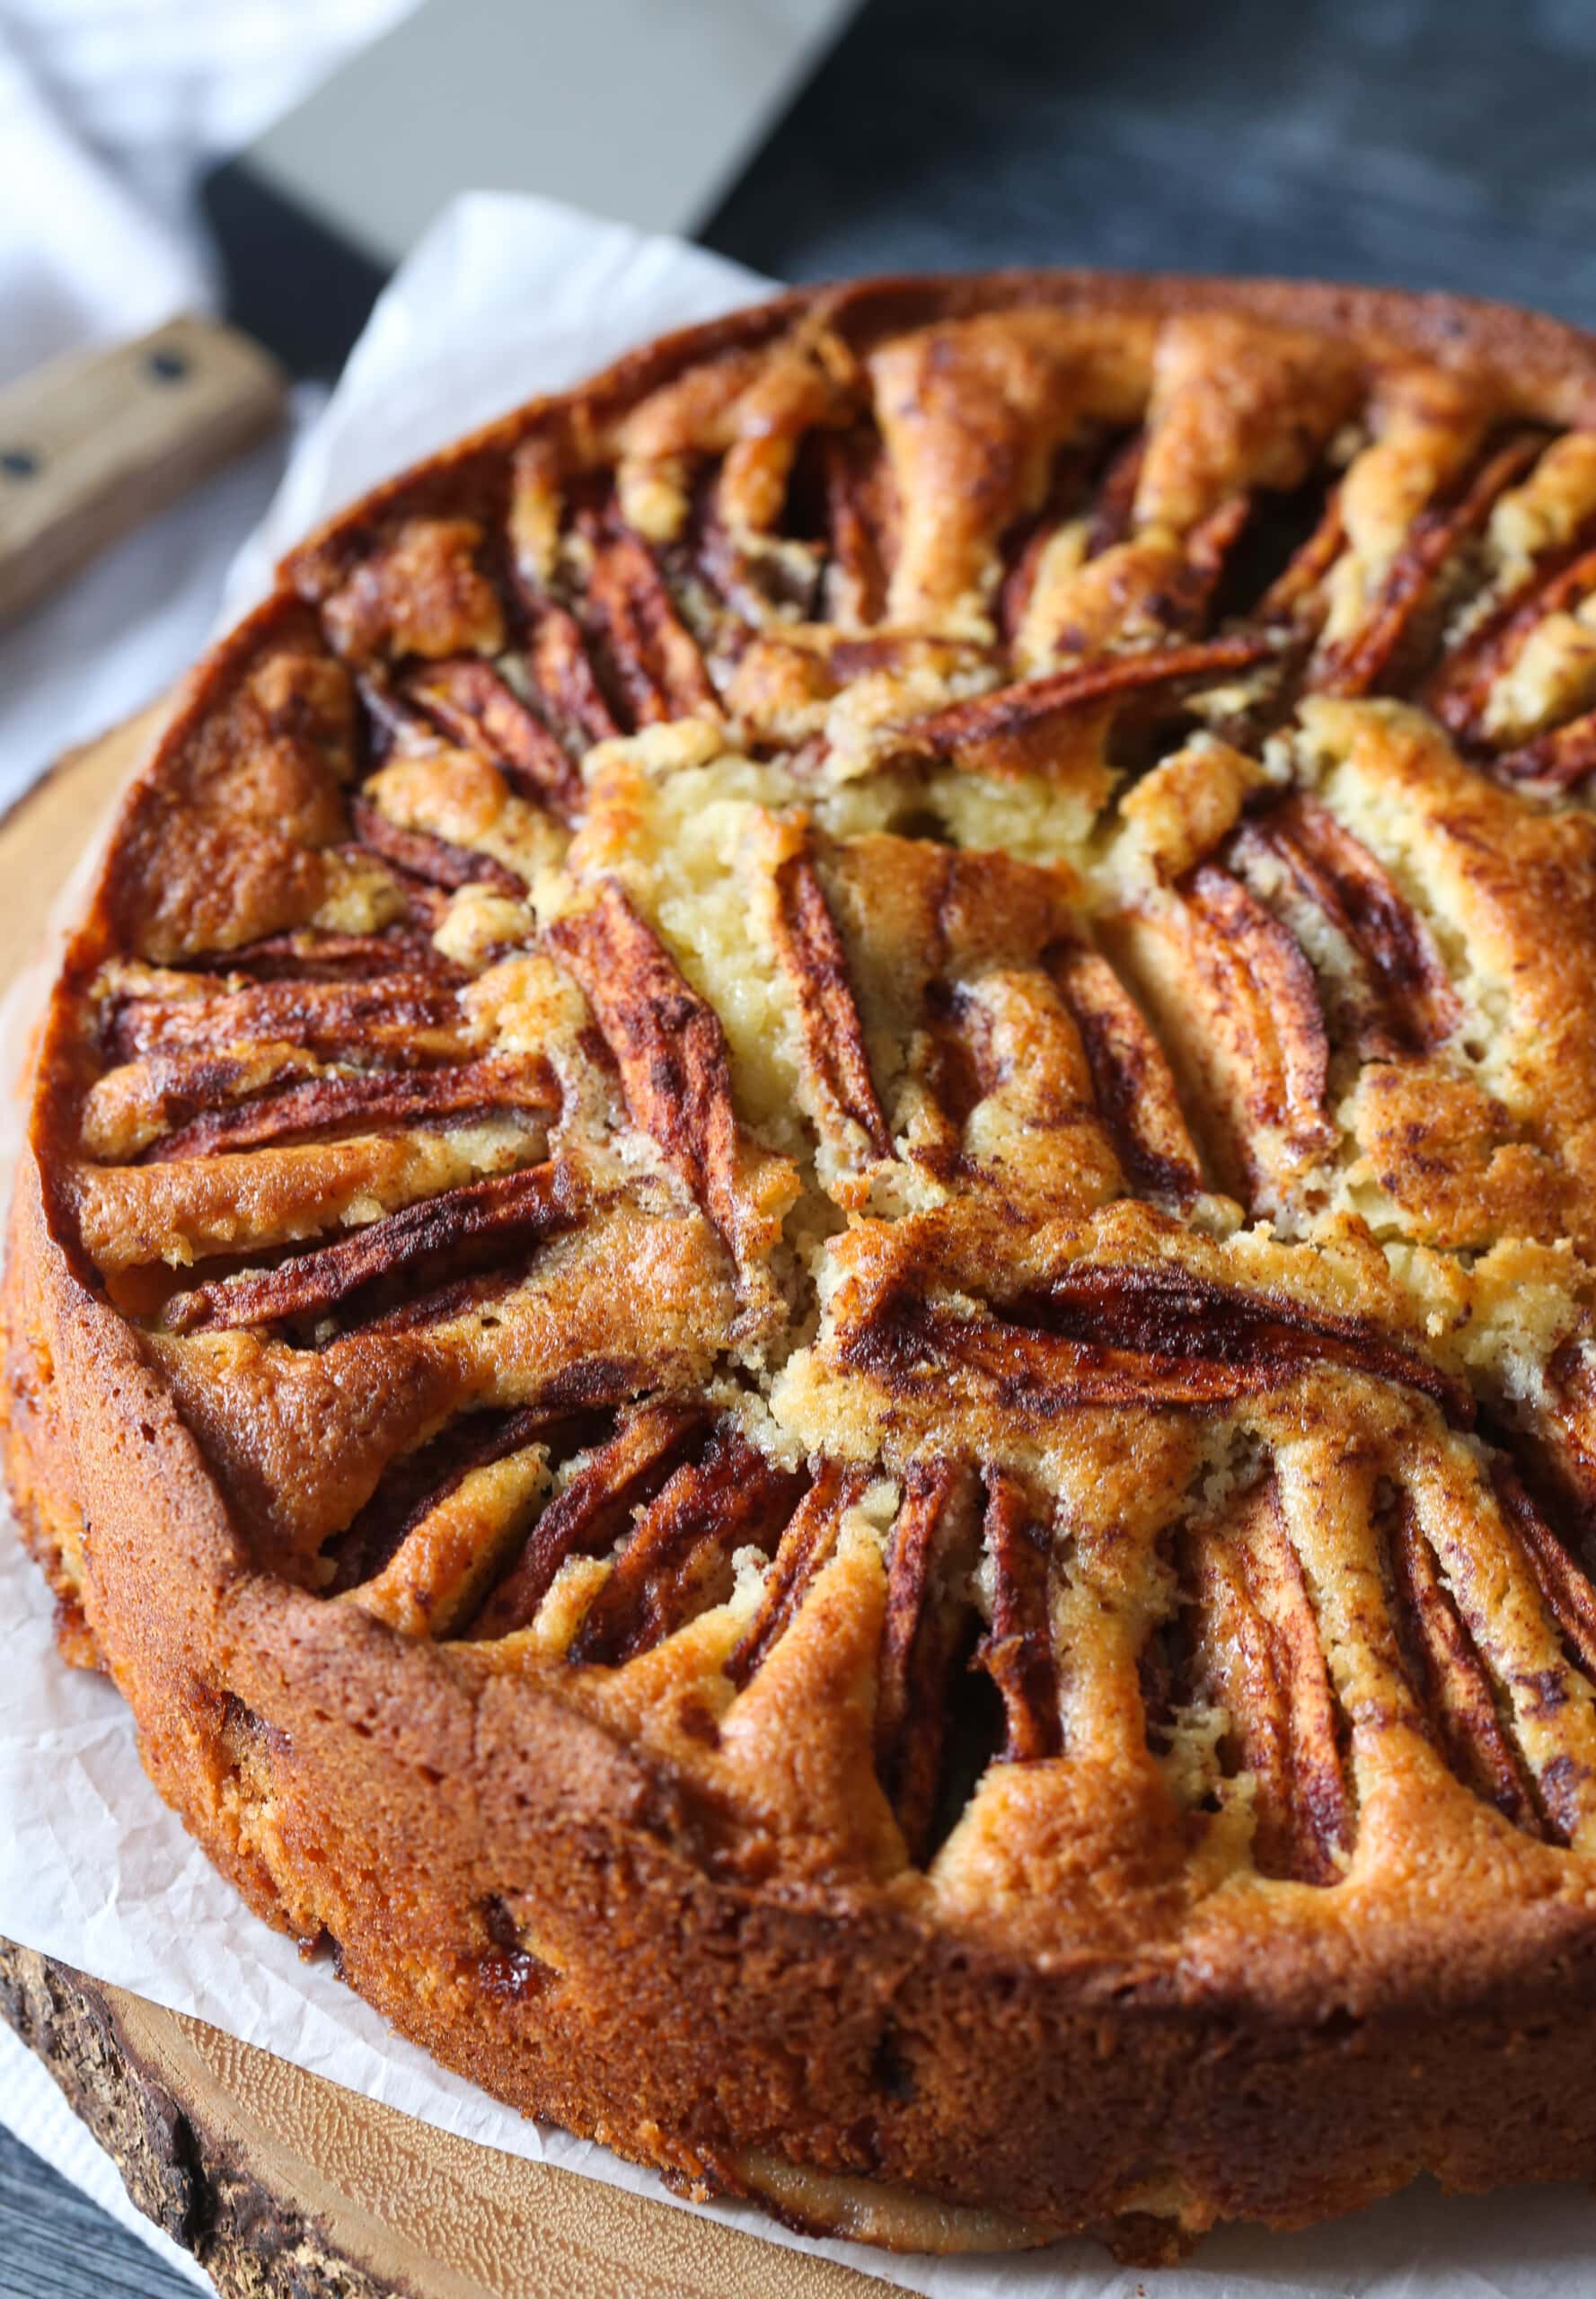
[16,272,1596,2262]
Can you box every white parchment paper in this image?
[4,191,1596,2297]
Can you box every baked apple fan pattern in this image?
[15,274,1596,2261]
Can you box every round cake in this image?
[13,270,1596,2262]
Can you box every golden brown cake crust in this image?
[16,270,1596,2259]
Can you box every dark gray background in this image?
[4,0,1592,2290]
[704,0,1596,323]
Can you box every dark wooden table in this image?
[0,2135,193,2299]
[10,0,1596,2288]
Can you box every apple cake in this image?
[15,271,1596,2262]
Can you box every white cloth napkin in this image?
[5,181,1596,2298]
[0,0,409,823]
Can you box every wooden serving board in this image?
[0,709,876,2299]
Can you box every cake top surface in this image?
[31,270,1596,1970]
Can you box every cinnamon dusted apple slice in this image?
[835,1255,1472,1426]
[994,444,1098,642]
[1256,488,1346,625]
[1528,1338,1596,1544]
[1386,1483,1541,1834]
[195,927,463,984]
[1009,313,1358,668]
[403,656,585,823]
[1115,862,1333,1214]
[470,1403,709,1641]
[875,1461,984,1862]
[523,597,620,751]
[754,814,891,1194]
[823,428,897,628]
[581,516,719,727]
[162,1158,580,1333]
[350,794,525,897]
[789,826,1161,1215]
[1181,1476,1351,1884]
[566,1426,806,1669]
[593,314,857,551]
[1490,1463,1596,1684]
[1048,947,1204,1204]
[1310,432,1540,697]
[546,882,798,1313]
[357,727,573,889]
[338,1408,566,1637]
[1152,496,1254,631]
[977,1473,1063,1765]
[727,1460,873,1689]
[83,1044,325,1163]
[866,311,1155,634]
[1427,536,1596,746]
[1493,708,1596,791]
[327,1404,560,1591]
[100,965,474,1067]
[151,1054,560,1162]
[1133,313,1362,540]
[1307,363,1489,654]
[1010,518,1248,671]
[897,635,1279,780]
[1229,793,1460,1060]
[1404,1447,1596,1850]
[904,967,1129,1216]
[1084,432,1145,557]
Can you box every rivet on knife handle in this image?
[0,314,287,626]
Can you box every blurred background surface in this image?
[707,0,1596,319]
[4,2,1595,2292]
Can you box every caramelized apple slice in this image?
[1309,435,1541,697]
[1049,946,1203,1202]
[1084,432,1145,556]
[842,1263,1472,1424]
[900,635,1278,762]
[154,1056,558,1162]
[1387,1486,1541,1834]
[1490,1463,1596,1683]
[329,1403,561,1598]
[1426,533,1596,742]
[103,970,472,1067]
[824,428,897,625]
[727,1459,872,1688]
[194,928,463,983]
[471,1403,708,1640]
[165,1159,580,1334]
[761,822,891,1171]
[1406,1450,1596,1848]
[582,520,719,727]
[567,1427,806,1667]
[1122,863,1332,1210]
[524,598,620,750]
[351,795,525,896]
[1256,488,1345,624]
[1230,794,1460,1058]
[405,656,584,822]
[1493,706,1596,791]
[547,882,797,1299]
[875,1462,983,1862]
[978,1473,1062,1764]
[1184,1477,1351,1882]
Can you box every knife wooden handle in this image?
[0,314,287,625]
